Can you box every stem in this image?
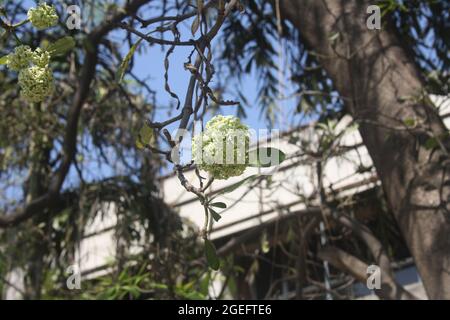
[202,204,209,240]
[12,18,29,28]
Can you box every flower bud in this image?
[31,48,51,67]
[18,66,54,103]
[28,2,58,30]
[6,45,32,71]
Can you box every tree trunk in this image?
[279,0,450,299]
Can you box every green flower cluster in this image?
[6,45,33,71]
[6,45,53,102]
[18,66,54,103]
[31,48,51,67]
[2,3,60,103]
[192,115,250,180]
[27,2,58,30]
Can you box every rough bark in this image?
[279,0,450,299]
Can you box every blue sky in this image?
[2,0,442,205]
[0,0,306,203]
[129,31,291,132]
[119,8,304,170]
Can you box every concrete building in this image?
[5,96,449,299]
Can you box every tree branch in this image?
[0,0,151,228]
[318,245,417,300]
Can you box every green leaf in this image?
[210,202,227,209]
[261,232,270,254]
[149,283,169,290]
[215,175,257,197]
[47,36,75,57]
[204,239,220,270]
[116,38,143,83]
[199,272,210,296]
[136,124,154,149]
[209,208,221,222]
[425,137,439,150]
[0,55,8,65]
[139,124,154,143]
[403,118,416,127]
[248,147,286,167]
[135,139,145,150]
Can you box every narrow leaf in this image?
[261,232,270,253]
[47,36,75,57]
[210,202,227,209]
[209,208,221,222]
[199,272,210,296]
[116,38,143,83]
[215,175,257,196]
[204,239,220,270]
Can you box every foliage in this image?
[0,0,448,300]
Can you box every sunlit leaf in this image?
[47,36,75,57]
[116,38,143,83]
[0,55,8,65]
[261,232,270,253]
[139,124,153,144]
[135,139,145,150]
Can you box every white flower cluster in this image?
[192,115,250,180]
[31,48,51,67]
[4,3,58,103]
[27,2,58,30]
[6,45,32,71]
[6,45,53,103]
[18,66,54,103]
